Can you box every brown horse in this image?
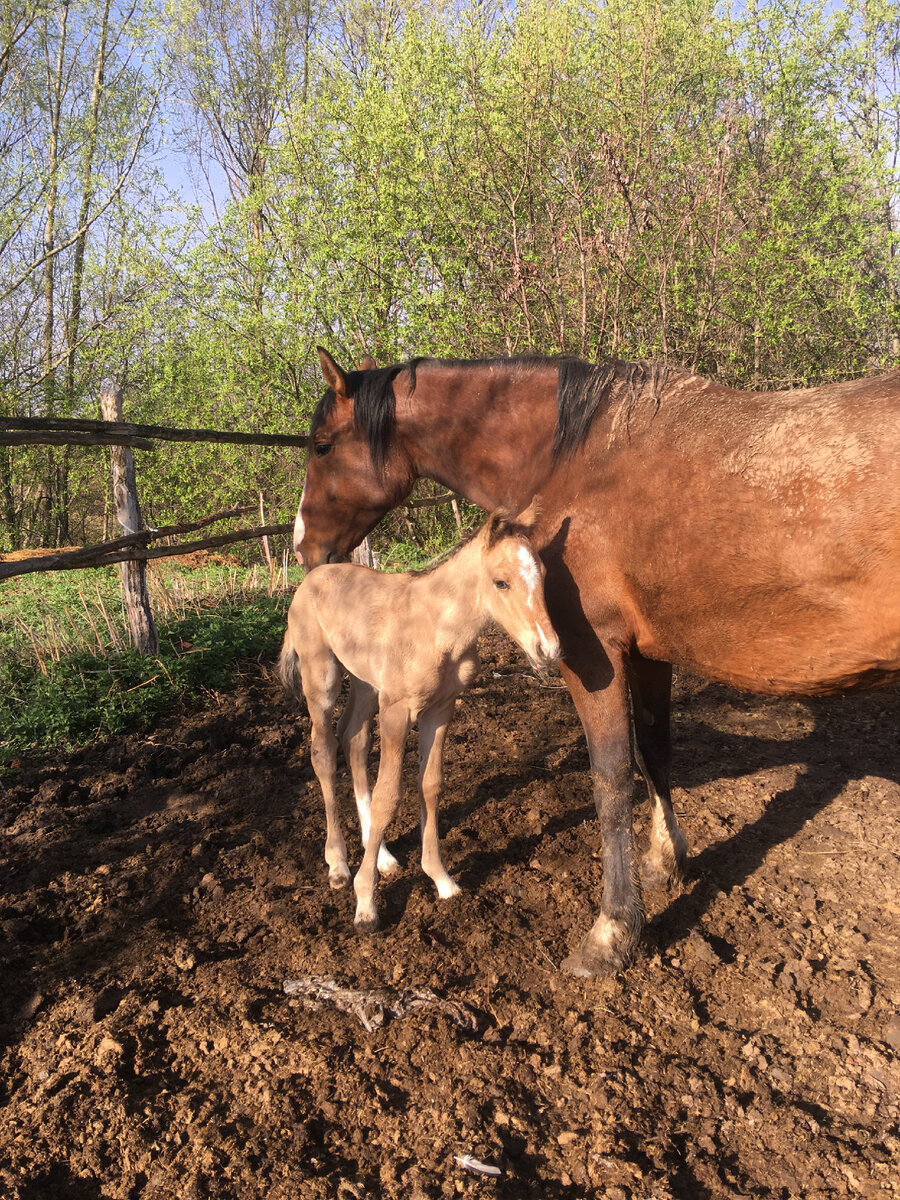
[280,504,559,931]
[294,348,900,975]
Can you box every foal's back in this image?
[287,560,479,705]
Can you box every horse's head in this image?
[479,498,561,670]
[295,348,416,567]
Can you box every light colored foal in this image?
[280,503,560,931]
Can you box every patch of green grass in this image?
[378,537,457,573]
[0,562,303,767]
[0,592,290,766]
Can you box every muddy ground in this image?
[1,630,898,1199]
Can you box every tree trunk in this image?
[66,0,111,405]
[43,1,69,418]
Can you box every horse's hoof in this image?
[561,917,636,977]
[436,878,461,900]
[640,857,674,892]
[354,912,380,934]
[329,868,351,890]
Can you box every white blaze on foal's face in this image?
[517,543,541,607]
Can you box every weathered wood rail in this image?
[0,416,309,448]
[2,394,461,652]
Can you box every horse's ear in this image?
[317,346,349,397]
[514,495,541,532]
[357,354,377,370]
[486,507,511,546]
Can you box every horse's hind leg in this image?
[417,699,460,900]
[338,677,400,876]
[302,649,349,889]
[630,656,689,890]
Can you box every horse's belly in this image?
[700,646,900,696]
[652,588,900,696]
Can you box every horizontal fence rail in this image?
[0,417,309,448]
[0,521,292,580]
[1,393,463,657]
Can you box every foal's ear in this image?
[357,353,377,370]
[317,346,349,397]
[514,495,541,532]
[486,507,511,546]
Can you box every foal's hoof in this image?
[328,865,351,890]
[561,948,624,978]
[377,847,401,876]
[435,877,462,900]
[354,912,381,935]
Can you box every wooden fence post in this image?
[351,536,376,568]
[99,380,159,654]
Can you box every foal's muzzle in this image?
[528,637,561,672]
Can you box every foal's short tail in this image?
[278,630,304,705]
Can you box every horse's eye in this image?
[314,443,332,458]
[494,579,509,591]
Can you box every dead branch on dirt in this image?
[282,976,482,1034]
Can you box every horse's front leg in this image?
[417,698,460,900]
[353,699,412,933]
[629,654,689,890]
[559,651,644,976]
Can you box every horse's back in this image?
[564,369,900,695]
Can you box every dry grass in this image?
[2,551,301,674]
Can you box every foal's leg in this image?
[338,677,400,876]
[354,699,413,932]
[417,699,461,900]
[301,648,348,888]
[630,656,689,890]
[558,648,644,976]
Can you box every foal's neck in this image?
[416,535,490,648]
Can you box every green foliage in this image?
[0,584,290,765]
[2,0,900,561]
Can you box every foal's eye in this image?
[313,443,332,458]
[494,579,510,591]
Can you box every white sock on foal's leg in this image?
[356,791,400,875]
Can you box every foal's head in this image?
[479,501,560,670]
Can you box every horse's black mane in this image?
[310,362,409,471]
[310,354,675,469]
[555,358,674,459]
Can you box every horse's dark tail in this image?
[278,630,304,705]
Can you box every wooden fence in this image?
[0,383,311,652]
[1,385,459,652]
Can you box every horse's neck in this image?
[397,363,558,510]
